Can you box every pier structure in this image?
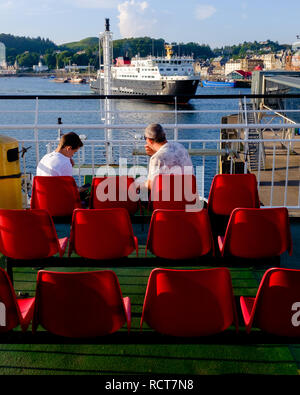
[223,70,300,216]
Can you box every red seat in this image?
[32,270,131,337]
[207,174,260,236]
[90,176,139,215]
[0,267,35,333]
[207,174,260,216]
[218,207,293,258]
[145,209,214,259]
[140,268,238,336]
[31,176,82,217]
[240,268,300,336]
[68,208,138,259]
[0,209,68,260]
[150,174,200,211]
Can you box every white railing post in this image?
[270,144,276,207]
[34,97,39,165]
[174,96,178,141]
[284,142,290,207]
[243,96,249,174]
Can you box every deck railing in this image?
[0,94,299,210]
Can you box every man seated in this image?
[143,123,193,190]
[36,131,89,199]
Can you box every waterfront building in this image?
[240,58,264,72]
[0,42,6,67]
[263,54,277,70]
[65,65,95,72]
[292,37,300,52]
[262,53,284,70]
[226,69,252,80]
[211,56,227,68]
[33,61,49,72]
[285,50,300,71]
[224,59,242,75]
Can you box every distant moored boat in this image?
[201,80,236,88]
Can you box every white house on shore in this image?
[33,61,48,72]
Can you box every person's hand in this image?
[145,144,155,156]
[78,186,89,193]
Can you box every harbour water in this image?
[0,77,250,196]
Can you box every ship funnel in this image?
[105,18,110,32]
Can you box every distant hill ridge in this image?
[61,37,99,51]
[0,33,291,67]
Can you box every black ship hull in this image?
[90,77,199,103]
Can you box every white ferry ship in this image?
[90,20,200,103]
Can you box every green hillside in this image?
[60,37,99,51]
[0,33,57,63]
[0,33,292,69]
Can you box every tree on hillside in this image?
[56,50,74,68]
[0,34,57,61]
[73,53,90,66]
[43,52,57,69]
[16,52,40,67]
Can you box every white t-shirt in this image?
[148,141,193,181]
[36,151,73,176]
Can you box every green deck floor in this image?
[0,220,300,375]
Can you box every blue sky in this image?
[0,0,299,48]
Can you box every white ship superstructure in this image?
[90,21,200,103]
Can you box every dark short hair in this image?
[144,123,166,143]
[59,132,83,149]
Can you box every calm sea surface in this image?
[0,77,250,195]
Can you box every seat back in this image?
[90,176,139,215]
[69,208,137,259]
[250,268,300,336]
[33,270,129,337]
[0,267,21,332]
[141,268,238,336]
[146,209,214,259]
[31,176,82,217]
[207,174,260,216]
[221,207,292,258]
[0,209,61,259]
[150,174,199,211]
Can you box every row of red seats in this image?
[1,266,300,338]
[29,173,259,218]
[0,206,292,260]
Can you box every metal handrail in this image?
[0,94,299,210]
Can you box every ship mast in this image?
[100,18,113,164]
[101,18,112,96]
